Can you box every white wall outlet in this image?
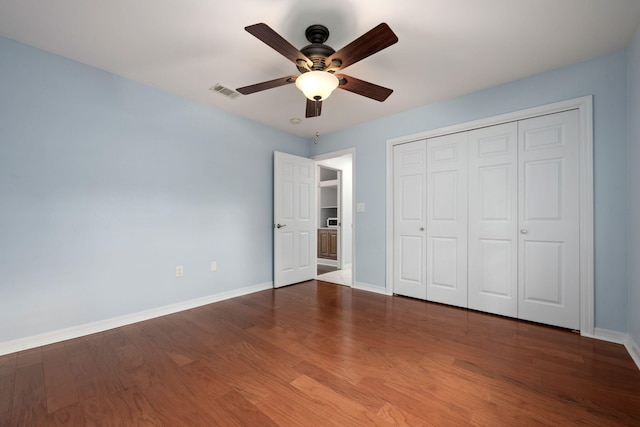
[176,265,184,278]
[356,203,365,212]
[211,261,217,272]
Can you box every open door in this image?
[273,152,317,288]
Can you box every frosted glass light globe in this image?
[295,71,339,101]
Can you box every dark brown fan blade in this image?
[336,74,393,102]
[236,76,297,95]
[325,23,398,71]
[306,98,322,118]
[245,23,312,69]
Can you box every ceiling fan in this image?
[236,22,398,118]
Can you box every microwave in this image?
[326,218,339,227]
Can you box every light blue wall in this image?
[628,25,640,346]
[312,50,630,332]
[0,37,309,343]
[1,33,635,344]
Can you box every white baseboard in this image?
[0,281,273,357]
[353,281,389,295]
[317,259,338,267]
[591,328,640,370]
[626,335,640,370]
[592,327,627,344]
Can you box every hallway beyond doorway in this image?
[317,267,352,286]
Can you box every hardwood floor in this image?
[2,281,640,426]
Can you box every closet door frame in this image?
[385,96,594,336]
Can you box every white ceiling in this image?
[1,0,639,138]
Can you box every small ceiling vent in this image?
[209,83,240,99]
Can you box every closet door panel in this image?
[478,239,513,295]
[426,132,468,307]
[399,235,423,283]
[393,140,427,299]
[518,110,580,329]
[468,123,518,317]
[522,241,562,302]
[432,171,458,220]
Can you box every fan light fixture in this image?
[295,71,339,101]
[236,23,398,118]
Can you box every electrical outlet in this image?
[176,265,184,278]
[211,261,217,272]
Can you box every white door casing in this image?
[468,122,519,317]
[274,152,316,288]
[425,132,468,308]
[517,110,581,329]
[336,170,342,268]
[392,140,427,299]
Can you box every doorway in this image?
[315,151,354,287]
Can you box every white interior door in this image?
[274,152,316,288]
[393,140,427,299]
[517,110,580,329]
[468,123,518,317]
[426,132,468,307]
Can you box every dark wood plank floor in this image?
[2,281,640,426]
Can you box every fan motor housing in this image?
[298,25,335,72]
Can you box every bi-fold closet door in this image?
[393,109,580,329]
[425,132,468,308]
[467,122,519,318]
[392,132,468,305]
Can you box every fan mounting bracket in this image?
[305,25,330,44]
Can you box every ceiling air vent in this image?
[209,83,240,99]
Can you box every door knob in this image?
[419,227,425,231]
[520,229,528,234]
[275,224,286,229]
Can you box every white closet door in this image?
[517,110,580,329]
[426,132,468,307]
[393,140,427,299]
[468,123,518,317]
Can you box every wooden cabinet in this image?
[329,230,337,259]
[318,229,338,260]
